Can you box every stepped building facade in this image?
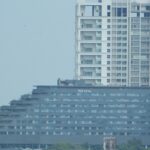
[0,80,150,149]
[75,0,150,87]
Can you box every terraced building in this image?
[0,80,150,149]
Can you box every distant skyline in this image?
[0,0,75,105]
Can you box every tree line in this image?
[47,139,150,150]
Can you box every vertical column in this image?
[101,0,111,86]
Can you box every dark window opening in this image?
[144,13,150,17]
[112,8,127,17]
[107,5,110,10]
[107,12,111,16]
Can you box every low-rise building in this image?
[0,80,150,149]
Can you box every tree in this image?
[118,139,145,150]
[50,143,88,150]
[50,143,74,150]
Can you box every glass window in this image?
[107,12,111,16]
[107,5,110,10]
[112,8,127,17]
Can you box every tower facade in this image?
[75,0,150,87]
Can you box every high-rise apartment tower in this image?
[75,0,150,87]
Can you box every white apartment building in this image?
[75,0,150,87]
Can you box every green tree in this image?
[50,143,88,150]
[50,143,74,150]
[118,139,145,150]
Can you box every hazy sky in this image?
[0,0,75,105]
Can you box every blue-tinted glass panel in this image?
[99,6,102,16]
[92,6,94,16]
[112,8,116,16]
[123,8,127,17]
[144,13,150,17]
[117,8,122,17]
[112,8,127,17]
[107,12,111,16]
[107,5,110,10]
[146,6,150,10]
[137,12,140,17]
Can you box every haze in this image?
[0,0,75,105]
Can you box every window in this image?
[107,32,111,37]
[107,79,110,83]
[122,8,127,17]
[107,37,110,40]
[84,36,93,40]
[86,24,93,28]
[107,25,110,28]
[112,8,127,17]
[82,71,93,76]
[146,6,150,10]
[107,43,111,46]
[137,12,140,17]
[107,49,110,52]
[122,79,126,82]
[107,73,110,77]
[107,12,111,16]
[83,48,93,52]
[83,6,93,17]
[107,5,110,10]
[107,61,110,64]
[144,13,150,17]
[107,19,110,23]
